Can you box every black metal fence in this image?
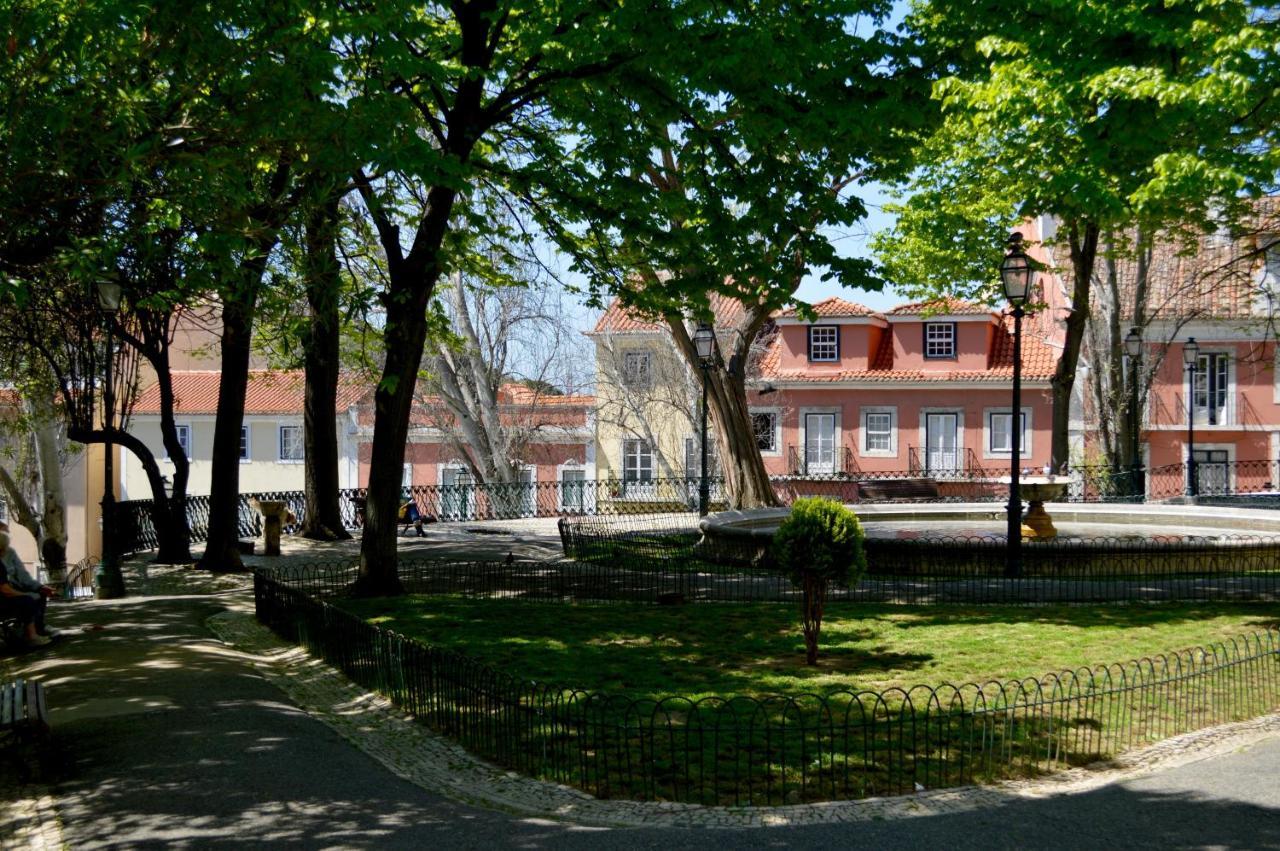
[559,513,1280,604]
[254,564,1280,806]
[116,459,1280,555]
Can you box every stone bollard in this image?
[254,499,289,556]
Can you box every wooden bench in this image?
[1,679,51,781]
[857,478,941,502]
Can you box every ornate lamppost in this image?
[693,322,716,516]
[1000,233,1033,578]
[1183,336,1201,498]
[95,277,127,599]
[1123,327,1144,499]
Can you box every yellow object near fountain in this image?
[1010,477,1071,539]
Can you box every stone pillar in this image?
[255,500,289,557]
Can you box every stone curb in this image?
[207,609,1280,830]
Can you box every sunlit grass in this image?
[340,597,1280,699]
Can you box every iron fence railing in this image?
[557,512,1280,604]
[254,564,1280,807]
[115,460,1280,555]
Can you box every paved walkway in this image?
[1,559,1278,848]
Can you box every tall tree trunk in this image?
[356,268,436,596]
[150,338,193,563]
[1050,220,1100,473]
[30,399,67,584]
[197,277,264,572]
[300,196,350,541]
[665,309,780,509]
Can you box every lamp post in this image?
[1183,337,1201,498]
[1000,233,1033,578]
[1123,327,1144,500]
[693,322,716,516]
[95,277,126,599]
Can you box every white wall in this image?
[120,413,356,499]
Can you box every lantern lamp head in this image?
[1182,337,1200,366]
[1124,327,1142,359]
[693,322,715,363]
[999,232,1033,305]
[96,278,123,314]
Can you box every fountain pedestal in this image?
[1004,477,1070,539]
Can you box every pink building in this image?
[352,383,596,517]
[749,297,1057,484]
[1029,201,1280,498]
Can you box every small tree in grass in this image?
[772,498,867,665]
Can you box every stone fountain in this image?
[1008,476,1071,539]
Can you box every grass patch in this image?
[322,595,1280,805]
[340,597,1279,699]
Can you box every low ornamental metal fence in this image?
[254,563,1280,807]
[558,513,1280,604]
[114,459,1280,555]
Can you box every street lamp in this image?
[693,322,716,516]
[1123,327,1144,499]
[95,277,126,599]
[1000,232,1033,578]
[1183,336,1201,498]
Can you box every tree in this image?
[524,2,922,508]
[771,497,866,665]
[341,0,751,594]
[0,387,71,586]
[874,0,1277,471]
[423,267,587,487]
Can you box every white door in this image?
[518,467,536,517]
[440,467,474,521]
[926,413,959,474]
[804,413,836,475]
[560,469,586,512]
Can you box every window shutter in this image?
[806,326,811,361]
[835,326,842,360]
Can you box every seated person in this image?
[0,523,55,648]
[398,500,426,537]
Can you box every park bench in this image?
[857,478,941,502]
[1,679,51,781]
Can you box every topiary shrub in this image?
[771,497,867,665]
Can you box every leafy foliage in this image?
[773,497,867,588]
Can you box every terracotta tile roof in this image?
[776,297,883,319]
[756,315,1057,383]
[590,293,750,334]
[133,370,368,415]
[888,297,994,316]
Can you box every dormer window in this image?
[808,325,839,362]
[924,322,956,359]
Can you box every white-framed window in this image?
[860,407,897,456]
[621,351,651,388]
[166,424,191,461]
[1192,352,1230,425]
[924,322,956,358]
[622,439,653,482]
[808,325,838,362]
[239,426,250,462]
[750,410,780,454]
[984,408,1031,458]
[278,425,304,462]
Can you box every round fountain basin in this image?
[702,502,1280,547]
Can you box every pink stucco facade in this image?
[751,299,1059,479]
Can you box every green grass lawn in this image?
[331,595,1280,804]
[340,597,1280,699]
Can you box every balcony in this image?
[786,444,859,477]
